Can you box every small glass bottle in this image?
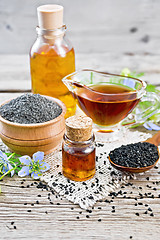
[62,115,96,181]
[30,5,76,118]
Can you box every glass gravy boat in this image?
[63,69,160,141]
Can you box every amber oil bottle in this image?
[30,5,76,118]
[62,115,96,181]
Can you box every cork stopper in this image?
[65,116,93,142]
[37,4,63,30]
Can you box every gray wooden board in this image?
[0,54,160,92]
[1,0,160,55]
[0,92,160,239]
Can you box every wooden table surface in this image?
[0,54,160,240]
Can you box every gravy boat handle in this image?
[122,92,160,128]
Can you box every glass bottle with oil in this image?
[62,115,96,181]
[30,5,76,118]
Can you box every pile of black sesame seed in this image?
[109,142,159,168]
[0,94,62,124]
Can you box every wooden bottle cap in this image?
[37,4,63,30]
[65,115,93,142]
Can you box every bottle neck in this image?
[36,25,66,44]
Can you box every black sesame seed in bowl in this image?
[0,93,62,124]
[0,94,66,156]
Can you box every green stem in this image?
[9,160,17,167]
[0,164,3,173]
[7,153,15,160]
[90,72,93,84]
[0,157,18,181]
[0,166,17,180]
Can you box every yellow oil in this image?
[30,46,76,118]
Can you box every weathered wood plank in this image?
[1,0,160,55]
[0,54,160,92]
[0,177,160,240]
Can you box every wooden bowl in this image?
[0,96,66,156]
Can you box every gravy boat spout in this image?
[62,78,85,93]
[62,70,94,94]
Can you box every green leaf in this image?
[120,68,144,78]
[146,84,156,92]
[146,84,160,94]
[149,113,160,122]
[15,167,22,174]
[139,101,152,110]
[120,68,160,128]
